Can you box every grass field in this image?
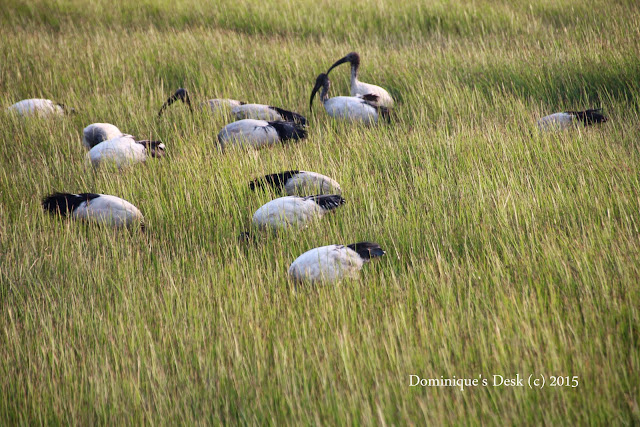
[1,0,640,423]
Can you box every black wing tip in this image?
[268,120,308,141]
[360,94,379,102]
[249,170,300,191]
[346,242,386,260]
[569,108,609,125]
[307,194,346,211]
[269,106,308,126]
[42,192,100,215]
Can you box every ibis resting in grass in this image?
[217,119,306,150]
[249,170,341,196]
[42,193,144,229]
[537,109,608,131]
[288,241,386,283]
[8,99,74,117]
[251,194,345,231]
[87,135,165,168]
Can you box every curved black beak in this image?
[326,55,350,75]
[310,73,327,113]
[310,83,321,113]
[158,88,193,117]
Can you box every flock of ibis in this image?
[7,51,609,284]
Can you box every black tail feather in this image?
[42,193,100,216]
[305,194,345,211]
[269,106,307,126]
[267,121,308,142]
[136,140,166,157]
[249,170,300,191]
[346,242,386,260]
[360,94,379,103]
[568,108,608,126]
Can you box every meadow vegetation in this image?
[1,0,639,423]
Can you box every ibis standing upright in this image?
[326,52,394,108]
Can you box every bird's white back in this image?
[288,245,364,283]
[252,196,324,230]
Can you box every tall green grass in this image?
[1,0,639,424]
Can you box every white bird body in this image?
[87,135,164,168]
[82,123,123,149]
[310,73,389,125]
[217,119,307,150]
[323,96,380,124]
[201,99,244,115]
[252,194,345,231]
[289,245,364,283]
[288,242,385,283]
[250,170,341,196]
[351,77,394,108]
[42,193,144,228]
[283,171,341,195]
[536,113,576,131]
[232,104,282,121]
[8,99,64,117]
[537,109,608,131]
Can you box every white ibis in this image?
[7,99,74,117]
[251,194,345,231]
[82,123,123,149]
[249,170,341,196]
[326,52,394,108]
[158,88,307,125]
[288,241,386,283]
[42,192,144,229]
[217,119,306,150]
[537,109,609,131]
[310,73,390,125]
[87,135,165,168]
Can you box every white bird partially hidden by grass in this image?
[326,52,394,108]
[87,135,165,168]
[310,73,390,125]
[249,170,341,196]
[42,192,144,229]
[7,98,74,117]
[252,194,345,231]
[288,241,386,284]
[82,123,123,149]
[537,109,608,131]
[217,119,307,150]
[158,88,307,125]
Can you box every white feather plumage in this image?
[87,135,157,168]
[288,245,366,283]
[8,99,64,117]
[82,123,123,149]
[252,196,327,230]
